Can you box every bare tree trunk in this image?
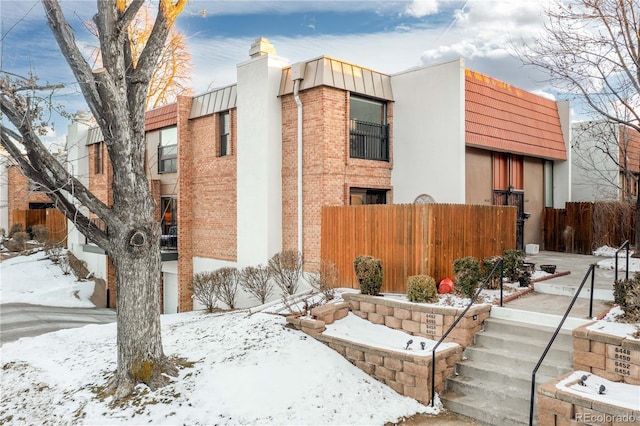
[109,219,169,398]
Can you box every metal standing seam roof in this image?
[279,56,394,101]
[85,126,103,146]
[465,69,567,160]
[189,84,237,119]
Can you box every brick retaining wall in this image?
[286,297,467,405]
[573,323,640,385]
[343,293,491,347]
[538,372,640,425]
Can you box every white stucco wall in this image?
[554,100,573,206]
[64,116,109,280]
[390,58,466,204]
[571,120,620,201]
[235,54,287,267]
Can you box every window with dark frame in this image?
[95,142,103,174]
[219,111,230,157]
[349,188,387,205]
[158,126,177,173]
[349,96,389,161]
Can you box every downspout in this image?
[292,64,305,256]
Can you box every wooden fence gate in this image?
[10,208,68,247]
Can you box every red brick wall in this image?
[7,165,52,213]
[188,110,237,261]
[88,142,113,206]
[281,87,393,270]
[177,96,194,312]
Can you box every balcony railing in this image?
[161,225,177,250]
[349,119,389,161]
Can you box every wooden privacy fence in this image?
[543,201,636,254]
[321,203,517,294]
[10,208,68,246]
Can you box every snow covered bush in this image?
[406,275,438,303]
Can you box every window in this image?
[219,111,230,157]
[160,197,177,249]
[350,188,387,205]
[544,160,554,208]
[492,153,523,190]
[158,127,177,173]
[95,142,103,174]
[349,96,389,161]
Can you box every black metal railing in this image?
[430,258,504,406]
[349,119,389,161]
[614,240,630,283]
[528,264,596,426]
[161,225,177,250]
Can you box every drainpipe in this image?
[291,63,305,256]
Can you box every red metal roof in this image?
[465,69,567,160]
[145,103,178,132]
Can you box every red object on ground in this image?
[439,278,454,294]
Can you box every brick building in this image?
[65,37,571,313]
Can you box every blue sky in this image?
[1,0,562,147]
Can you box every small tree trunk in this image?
[110,221,171,399]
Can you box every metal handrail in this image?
[528,264,596,426]
[430,258,504,407]
[614,240,630,282]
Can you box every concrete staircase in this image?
[440,315,577,426]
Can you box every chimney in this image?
[249,37,276,58]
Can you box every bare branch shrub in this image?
[45,241,63,263]
[31,225,50,242]
[240,265,273,304]
[59,255,72,275]
[308,259,338,301]
[8,223,23,238]
[5,231,28,252]
[268,250,303,296]
[191,272,218,313]
[216,267,240,309]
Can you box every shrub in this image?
[268,250,303,296]
[482,256,503,290]
[308,260,338,301]
[453,256,483,299]
[353,255,383,295]
[31,225,50,242]
[191,272,218,313]
[6,231,29,252]
[8,223,23,238]
[406,275,438,303]
[503,249,525,282]
[45,241,63,263]
[59,255,72,275]
[614,273,640,322]
[240,265,274,304]
[215,267,240,309]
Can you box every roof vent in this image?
[249,37,276,58]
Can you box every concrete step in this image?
[463,346,572,379]
[441,315,574,426]
[441,390,532,426]
[455,359,564,392]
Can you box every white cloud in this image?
[404,0,439,18]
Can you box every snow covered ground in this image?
[1,247,638,425]
[0,251,433,425]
